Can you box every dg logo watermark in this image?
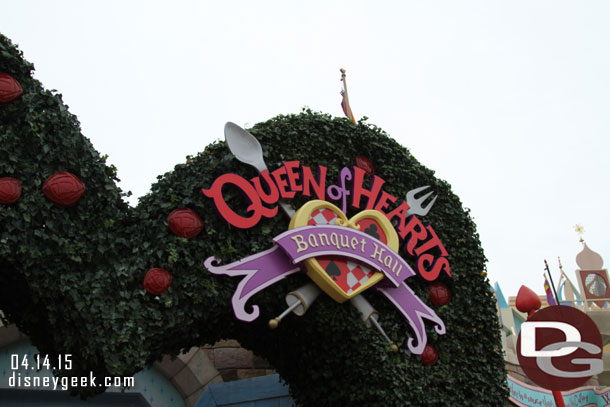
[517,305,603,391]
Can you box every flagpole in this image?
[340,68,356,123]
[544,259,560,305]
[340,68,348,100]
[558,257,566,280]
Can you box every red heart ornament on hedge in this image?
[355,155,374,176]
[0,73,23,105]
[168,208,204,239]
[420,344,438,366]
[42,172,85,207]
[289,200,399,303]
[515,285,541,314]
[428,281,451,306]
[0,177,22,204]
[143,268,172,295]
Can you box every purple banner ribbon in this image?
[376,284,446,354]
[204,225,445,354]
[204,246,300,322]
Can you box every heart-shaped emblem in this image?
[289,200,399,303]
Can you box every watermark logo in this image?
[517,305,603,391]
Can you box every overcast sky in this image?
[2,1,609,300]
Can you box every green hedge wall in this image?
[0,33,508,405]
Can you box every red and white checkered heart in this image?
[289,200,398,303]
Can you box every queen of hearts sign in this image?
[202,123,450,356]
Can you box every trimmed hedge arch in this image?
[0,34,508,406]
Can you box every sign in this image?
[517,306,603,391]
[508,375,610,407]
[204,200,446,355]
[202,160,453,355]
[202,163,451,282]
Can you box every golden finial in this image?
[558,256,564,272]
[268,317,280,329]
[574,224,585,243]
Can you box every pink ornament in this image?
[143,268,172,295]
[0,73,23,105]
[42,172,85,207]
[427,282,451,306]
[168,208,204,239]
[420,344,438,366]
[0,177,22,204]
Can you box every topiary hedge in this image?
[0,33,508,406]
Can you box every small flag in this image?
[544,274,557,306]
[340,68,356,123]
[558,257,582,305]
